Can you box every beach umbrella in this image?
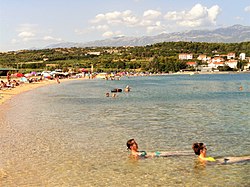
[12,73,24,77]
[31,71,36,76]
[24,73,32,77]
[42,72,51,78]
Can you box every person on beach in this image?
[127,139,192,159]
[7,71,11,82]
[192,142,250,164]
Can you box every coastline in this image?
[1,70,249,105]
[0,77,87,106]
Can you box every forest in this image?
[0,41,250,73]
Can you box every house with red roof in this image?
[208,58,225,68]
[186,61,197,67]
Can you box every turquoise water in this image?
[0,74,250,186]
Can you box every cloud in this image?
[43,36,62,42]
[15,24,38,42]
[164,4,221,27]
[91,10,139,26]
[12,23,62,45]
[245,6,250,12]
[146,21,165,33]
[18,31,35,38]
[143,10,161,19]
[85,4,221,39]
[139,19,153,26]
[102,31,114,37]
[102,30,122,38]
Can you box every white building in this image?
[208,61,225,69]
[179,53,193,60]
[239,53,246,60]
[210,57,225,63]
[86,51,101,56]
[227,52,236,59]
[225,60,238,69]
[197,54,207,61]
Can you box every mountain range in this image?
[46,25,250,49]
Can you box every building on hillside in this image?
[227,52,236,59]
[225,60,238,69]
[86,52,101,56]
[186,61,197,67]
[179,53,193,60]
[239,53,246,60]
[210,57,225,64]
[105,49,119,54]
[208,61,225,69]
[197,54,207,61]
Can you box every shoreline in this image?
[0,77,87,106]
[1,71,249,105]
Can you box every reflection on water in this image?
[0,74,250,186]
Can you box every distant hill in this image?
[46,25,250,48]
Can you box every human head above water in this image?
[192,142,206,155]
[127,139,138,150]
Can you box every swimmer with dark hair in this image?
[127,139,193,159]
[127,139,151,158]
[192,142,250,164]
[192,142,216,162]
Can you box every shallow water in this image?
[0,74,250,186]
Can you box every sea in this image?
[0,73,249,186]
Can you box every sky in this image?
[0,0,250,52]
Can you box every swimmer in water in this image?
[192,142,216,162]
[127,139,193,159]
[127,139,152,158]
[192,142,250,164]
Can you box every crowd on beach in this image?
[0,70,130,103]
[0,72,68,103]
[0,79,20,90]
[0,74,49,91]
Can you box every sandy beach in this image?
[0,77,87,106]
